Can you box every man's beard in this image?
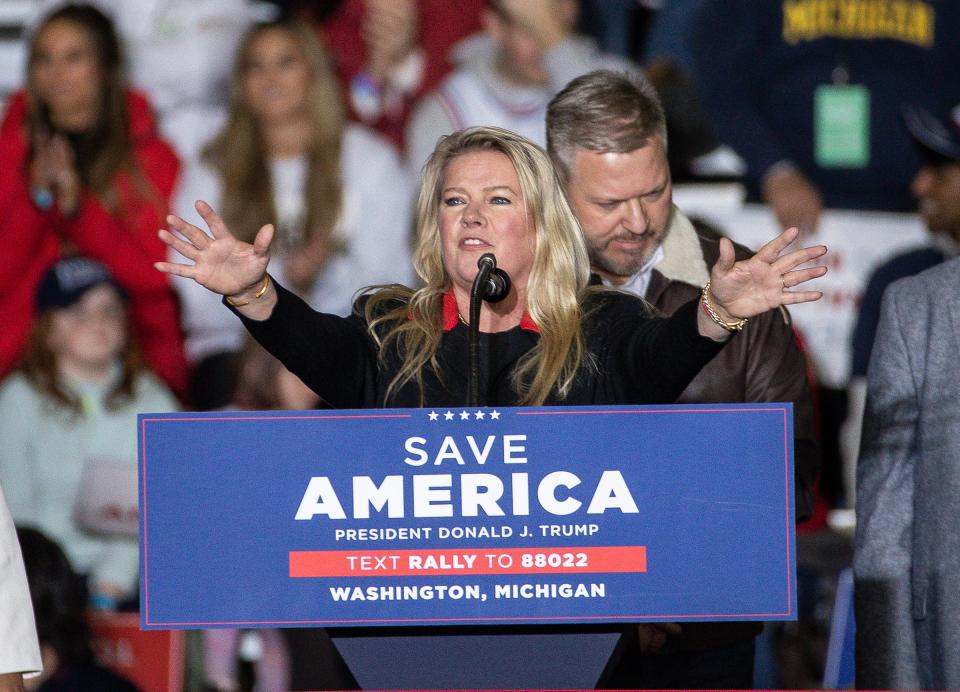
[587,229,664,280]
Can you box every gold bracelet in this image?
[700,281,749,332]
[225,274,270,308]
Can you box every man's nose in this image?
[48,60,67,82]
[911,166,934,199]
[621,198,649,234]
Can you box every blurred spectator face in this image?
[241,27,312,125]
[47,285,127,376]
[565,141,673,281]
[439,150,535,297]
[29,19,100,130]
[482,0,577,86]
[483,9,548,85]
[911,161,960,238]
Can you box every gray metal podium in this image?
[330,626,623,689]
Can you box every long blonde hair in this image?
[365,127,592,406]
[203,20,344,246]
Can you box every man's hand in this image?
[0,672,25,692]
[637,623,682,654]
[762,166,824,238]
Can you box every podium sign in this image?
[139,404,796,629]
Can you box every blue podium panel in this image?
[139,404,796,629]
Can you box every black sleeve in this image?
[227,280,380,408]
[598,295,729,404]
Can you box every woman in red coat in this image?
[0,4,187,398]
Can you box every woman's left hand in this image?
[709,226,827,321]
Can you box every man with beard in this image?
[546,69,820,689]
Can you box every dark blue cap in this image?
[36,257,127,312]
[904,104,960,163]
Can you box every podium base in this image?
[330,626,622,689]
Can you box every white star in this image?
[428,411,439,421]
[460,410,471,420]
[490,410,501,420]
[475,410,486,420]
[444,410,455,420]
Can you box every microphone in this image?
[476,253,511,303]
[466,253,513,407]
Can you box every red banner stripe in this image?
[289,546,646,578]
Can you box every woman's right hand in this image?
[30,132,80,215]
[156,200,274,300]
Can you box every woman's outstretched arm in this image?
[698,226,827,340]
[155,200,277,320]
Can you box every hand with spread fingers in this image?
[697,226,827,340]
[156,200,276,318]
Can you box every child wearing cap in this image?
[0,257,177,609]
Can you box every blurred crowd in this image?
[1,0,959,690]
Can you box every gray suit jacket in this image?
[855,258,960,690]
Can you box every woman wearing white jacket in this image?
[172,19,414,404]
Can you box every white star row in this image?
[427,410,501,421]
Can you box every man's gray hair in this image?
[546,69,667,182]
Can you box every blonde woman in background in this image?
[173,18,414,408]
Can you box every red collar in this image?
[440,289,539,333]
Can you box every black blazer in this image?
[233,281,726,410]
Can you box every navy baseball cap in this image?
[36,257,127,312]
[904,104,960,163]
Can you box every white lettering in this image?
[461,474,505,516]
[511,473,530,515]
[413,474,453,517]
[538,471,582,515]
[295,477,346,520]
[465,435,496,465]
[586,471,639,514]
[435,437,466,465]
[403,437,429,466]
[503,435,528,464]
[353,475,404,518]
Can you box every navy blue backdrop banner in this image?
[138,403,796,629]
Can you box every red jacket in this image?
[319,0,484,150]
[0,90,187,398]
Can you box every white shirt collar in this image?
[598,244,665,299]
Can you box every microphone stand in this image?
[466,254,511,407]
